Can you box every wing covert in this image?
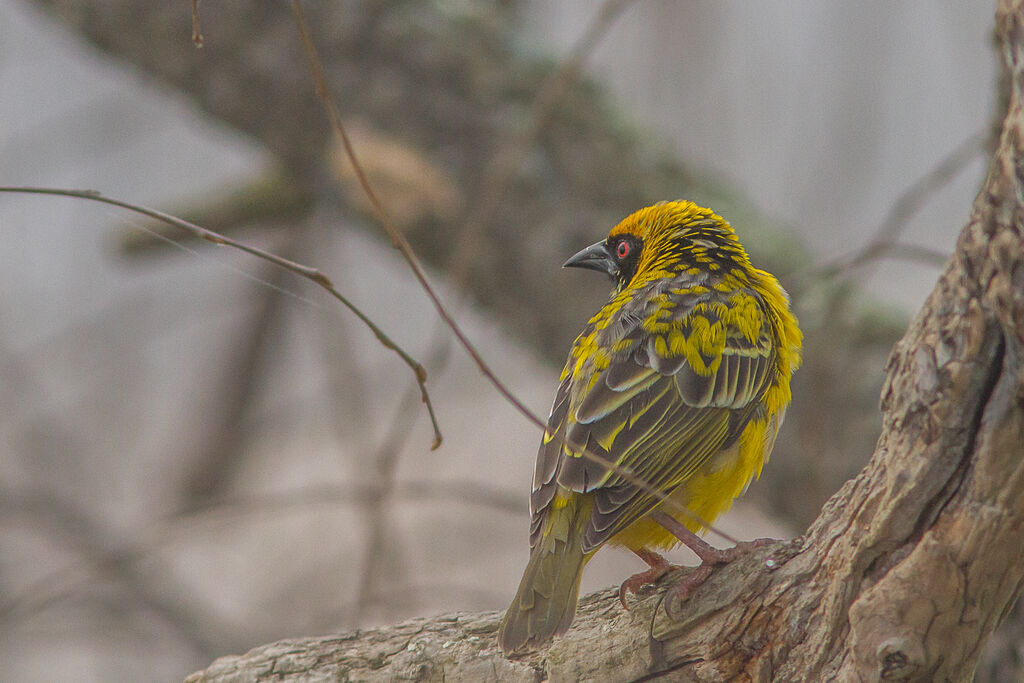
[529,281,778,552]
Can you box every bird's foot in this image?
[618,548,680,609]
[648,511,778,618]
[689,536,775,565]
[662,537,777,619]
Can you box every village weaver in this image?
[497,200,802,654]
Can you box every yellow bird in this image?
[497,201,802,654]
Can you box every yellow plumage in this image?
[497,201,802,654]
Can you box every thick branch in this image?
[185,3,1024,680]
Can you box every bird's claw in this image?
[663,537,778,619]
[618,562,680,609]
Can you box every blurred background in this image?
[0,1,1007,681]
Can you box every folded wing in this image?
[530,282,776,552]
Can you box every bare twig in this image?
[381,0,642,552]
[406,0,639,423]
[424,0,643,402]
[291,0,536,436]
[810,130,986,280]
[448,0,642,286]
[289,2,740,546]
[851,241,950,269]
[191,0,204,47]
[0,185,443,448]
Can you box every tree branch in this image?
[27,0,771,363]
[186,2,1024,680]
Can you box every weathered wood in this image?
[184,2,1024,681]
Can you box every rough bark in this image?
[182,3,1024,681]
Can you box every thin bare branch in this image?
[810,130,986,280]
[407,0,638,438]
[0,185,443,448]
[288,2,740,546]
[291,0,534,436]
[448,0,642,286]
[377,0,643,577]
[191,0,204,47]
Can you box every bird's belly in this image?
[608,416,775,552]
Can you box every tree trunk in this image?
[183,2,1024,680]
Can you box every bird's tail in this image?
[497,497,591,654]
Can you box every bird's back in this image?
[499,201,801,654]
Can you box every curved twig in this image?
[0,185,443,448]
[289,2,740,545]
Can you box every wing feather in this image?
[529,280,777,553]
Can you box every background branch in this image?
[0,185,443,448]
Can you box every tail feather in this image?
[498,499,590,654]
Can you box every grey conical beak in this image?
[563,240,617,278]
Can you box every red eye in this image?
[616,240,630,259]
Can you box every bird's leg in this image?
[618,547,680,609]
[650,511,774,614]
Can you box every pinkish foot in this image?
[688,536,776,565]
[618,548,681,609]
[662,538,779,618]
[649,510,780,618]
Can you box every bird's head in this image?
[563,200,752,291]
